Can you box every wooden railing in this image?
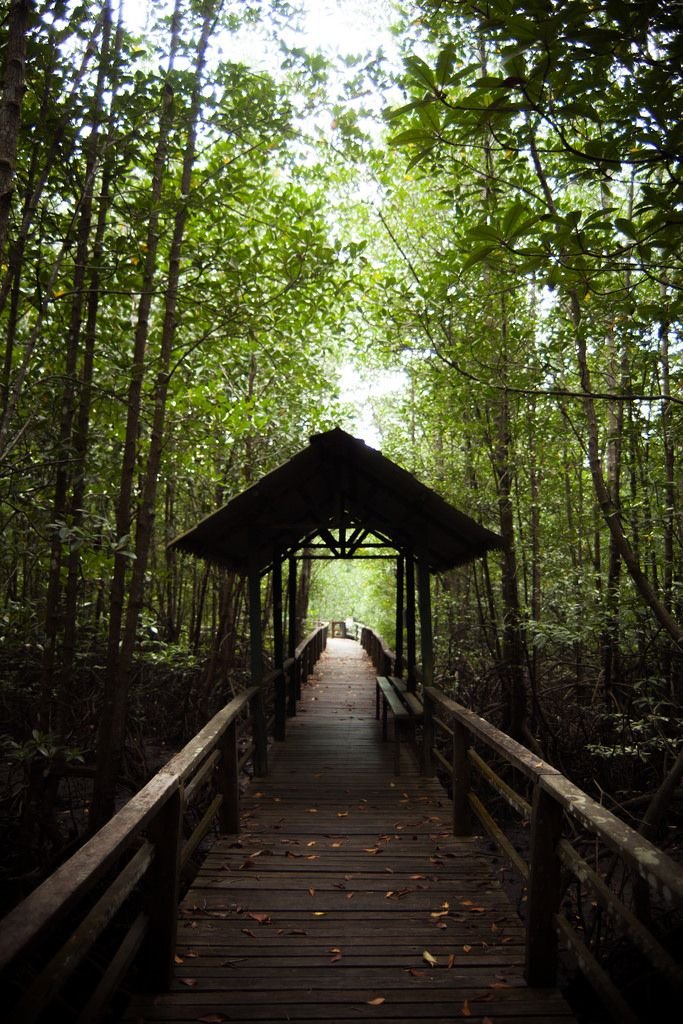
[360,625,683,1022]
[0,624,328,1023]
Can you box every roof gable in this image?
[170,428,502,573]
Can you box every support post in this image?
[394,554,404,678]
[422,688,434,776]
[417,557,433,691]
[273,555,286,741]
[143,787,182,989]
[405,552,417,693]
[287,556,297,657]
[525,783,564,986]
[248,565,267,776]
[217,719,239,833]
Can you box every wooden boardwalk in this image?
[127,638,576,1023]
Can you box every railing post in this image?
[274,667,286,741]
[422,688,434,777]
[250,688,268,777]
[143,786,183,990]
[452,720,472,836]
[287,658,298,715]
[217,719,239,834]
[525,783,564,986]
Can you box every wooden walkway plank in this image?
[126,639,576,1023]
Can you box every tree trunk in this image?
[0,0,30,259]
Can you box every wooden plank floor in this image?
[126,638,576,1023]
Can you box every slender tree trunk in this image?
[0,0,30,259]
[91,0,219,828]
[528,127,683,649]
[90,0,184,830]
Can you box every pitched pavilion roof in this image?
[170,428,502,573]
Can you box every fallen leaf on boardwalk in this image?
[346,892,354,899]
[447,954,456,969]
[385,890,394,899]
[309,888,316,896]
[241,928,256,938]
[491,922,499,933]
[461,999,472,1016]
[337,811,348,817]
[328,947,341,954]
[329,954,342,963]
[407,968,427,978]
[285,851,303,858]
[253,792,264,798]
[247,912,271,924]
[239,859,255,870]
[422,950,438,967]
[186,950,199,958]
[307,808,318,814]
[199,1014,229,1022]
[435,922,448,930]
[430,910,449,919]
[174,954,184,964]
[385,867,394,873]
[501,936,513,944]
[410,874,425,880]
[463,945,472,953]
[367,997,385,1006]
[483,1018,494,1024]
[307,841,317,847]
[365,846,383,854]
[306,854,319,861]
[313,911,327,916]
[331,841,342,848]
[179,977,197,987]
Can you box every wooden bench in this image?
[375,675,426,774]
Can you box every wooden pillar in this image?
[287,555,297,658]
[248,564,267,776]
[525,784,564,986]
[405,552,417,693]
[272,554,286,741]
[394,554,404,678]
[417,556,434,692]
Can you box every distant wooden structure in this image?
[171,427,503,694]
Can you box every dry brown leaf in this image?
[307,841,317,847]
[328,947,341,954]
[337,811,348,817]
[367,997,385,1006]
[447,953,456,969]
[247,912,271,924]
[313,911,327,916]
[309,888,316,896]
[174,954,184,964]
[241,928,256,938]
[461,999,472,1017]
[329,954,342,963]
[483,1018,494,1024]
[463,944,472,953]
[307,807,318,813]
[422,950,438,967]
[179,977,197,987]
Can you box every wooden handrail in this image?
[0,623,329,1022]
[421,684,683,1017]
